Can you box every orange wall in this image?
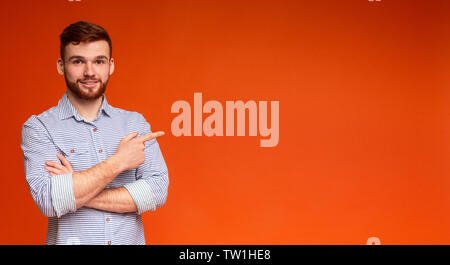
[1,0,450,244]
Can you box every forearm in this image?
[84,186,137,213]
[72,155,124,209]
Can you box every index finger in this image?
[137,131,165,143]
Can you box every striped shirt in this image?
[20,92,169,245]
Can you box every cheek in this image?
[98,67,111,81]
[65,68,83,82]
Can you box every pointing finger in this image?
[137,131,165,143]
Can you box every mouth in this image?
[79,80,99,89]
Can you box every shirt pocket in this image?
[62,142,90,156]
[61,142,91,172]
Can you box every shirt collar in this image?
[57,92,113,121]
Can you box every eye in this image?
[95,60,106,64]
[73,59,83,64]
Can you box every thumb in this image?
[57,153,73,171]
[122,131,139,142]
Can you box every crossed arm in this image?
[44,131,164,214]
[22,114,169,218]
[84,187,137,213]
[46,153,137,213]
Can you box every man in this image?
[20,21,169,245]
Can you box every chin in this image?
[72,86,104,100]
[65,76,108,101]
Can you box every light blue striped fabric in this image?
[21,92,169,245]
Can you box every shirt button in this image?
[93,128,98,132]
[70,149,75,153]
[99,149,103,153]
[106,218,110,222]
[107,241,112,245]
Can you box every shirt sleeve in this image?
[123,113,169,215]
[21,115,77,218]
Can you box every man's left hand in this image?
[45,153,73,176]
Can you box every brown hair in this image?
[60,21,112,61]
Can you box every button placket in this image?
[105,213,111,245]
[91,124,106,162]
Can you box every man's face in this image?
[57,40,114,100]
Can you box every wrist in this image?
[107,154,125,175]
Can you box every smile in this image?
[79,81,99,89]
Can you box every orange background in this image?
[1,0,450,244]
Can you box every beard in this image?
[64,73,108,101]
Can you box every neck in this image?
[66,89,103,122]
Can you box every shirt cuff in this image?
[50,173,77,218]
[123,179,156,215]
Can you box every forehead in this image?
[64,40,110,60]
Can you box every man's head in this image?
[57,21,114,101]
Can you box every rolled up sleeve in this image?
[51,173,76,218]
[123,179,156,215]
[21,116,77,218]
[124,113,169,215]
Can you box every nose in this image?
[83,62,95,78]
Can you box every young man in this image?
[20,21,169,245]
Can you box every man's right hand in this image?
[113,131,165,172]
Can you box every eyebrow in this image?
[68,55,109,61]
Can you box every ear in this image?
[109,58,115,75]
[56,58,64,75]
